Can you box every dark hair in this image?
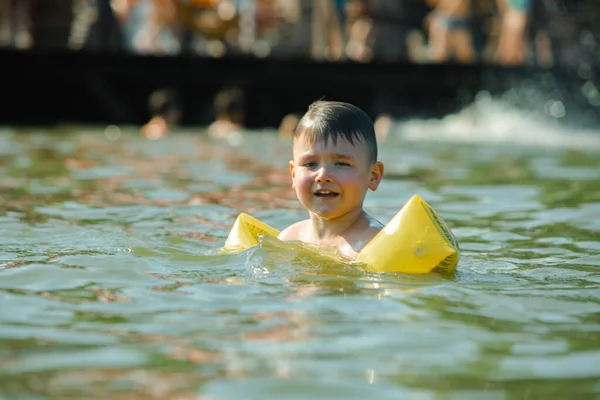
[149,88,181,123]
[294,101,378,162]
[214,87,245,115]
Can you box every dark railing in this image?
[0,0,598,129]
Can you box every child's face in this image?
[290,134,383,221]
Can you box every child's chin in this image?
[312,208,342,220]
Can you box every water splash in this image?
[396,93,600,149]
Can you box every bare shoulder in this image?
[278,220,310,241]
[353,214,385,250]
[365,213,384,234]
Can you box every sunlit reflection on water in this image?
[0,119,599,399]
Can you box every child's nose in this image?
[315,167,332,183]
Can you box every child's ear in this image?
[368,161,384,191]
[289,160,296,189]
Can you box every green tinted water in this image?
[1,120,599,399]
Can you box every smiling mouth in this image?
[314,190,339,198]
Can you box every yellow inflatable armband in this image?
[224,212,281,250]
[223,195,459,274]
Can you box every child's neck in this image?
[309,208,366,241]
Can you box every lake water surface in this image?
[1,104,600,399]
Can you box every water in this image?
[1,104,600,399]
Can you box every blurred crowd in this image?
[0,0,595,67]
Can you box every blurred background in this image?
[1,0,599,130]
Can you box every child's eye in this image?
[335,162,351,166]
[303,162,318,168]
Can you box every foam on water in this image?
[396,94,600,149]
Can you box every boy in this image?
[278,100,385,260]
